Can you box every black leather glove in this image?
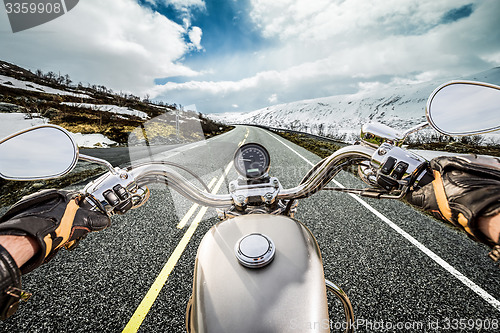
[0,189,110,274]
[406,155,500,247]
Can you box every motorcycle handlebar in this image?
[124,145,376,209]
[278,145,375,200]
[130,164,233,208]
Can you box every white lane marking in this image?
[269,133,315,167]
[264,129,500,312]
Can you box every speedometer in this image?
[234,143,271,179]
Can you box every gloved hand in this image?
[406,155,500,247]
[0,189,110,274]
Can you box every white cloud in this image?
[249,0,467,41]
[144,0,206,11]
[165,0,206,10]
[1,0,499,115]
[164,0,206,28]
[151,0,500,113]
[268,94,278,103]
[184,104,197,112]
[188,26,203,50]
[482,52,500,64]
[0,0,200,93]
[150,69,283,96]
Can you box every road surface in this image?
[2,125,499,332]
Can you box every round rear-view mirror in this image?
[0,125,78,181]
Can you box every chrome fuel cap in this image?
[235,233,275,268]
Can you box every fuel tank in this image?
[186,214,330,333]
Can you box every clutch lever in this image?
[82,167,149,216]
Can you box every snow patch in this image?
[0,75,91,99]
[0,113,117,148]
[71,133,117,148]
[61,102,149,120]
[0,113,47,139]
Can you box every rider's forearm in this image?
[0,235,39,268]
[478,214,500,244]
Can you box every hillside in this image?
[0,60,234,206]
[0,60,230,147]
[209,67,500,144]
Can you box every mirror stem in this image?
[400,122,429,141]
[79,154,117,175]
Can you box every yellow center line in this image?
[176,177,217,229]
[223,160,234,176]
[206,176,218,190]
[122,160,234,333]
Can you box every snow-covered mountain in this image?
[209,68,500,142]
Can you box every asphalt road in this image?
[1,125,499,333]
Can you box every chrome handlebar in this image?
[130,164,233,208]
[278,145,375,200]
[131,145,376,206]
[83,143,429,215]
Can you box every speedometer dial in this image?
[234,143,271,179]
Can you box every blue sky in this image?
[0,0,499,114]
[144,0,272,84]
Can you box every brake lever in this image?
[322,186,406,199]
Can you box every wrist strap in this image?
[490,245,500,262]
[489,234,500,263]
[0,244,30,320]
